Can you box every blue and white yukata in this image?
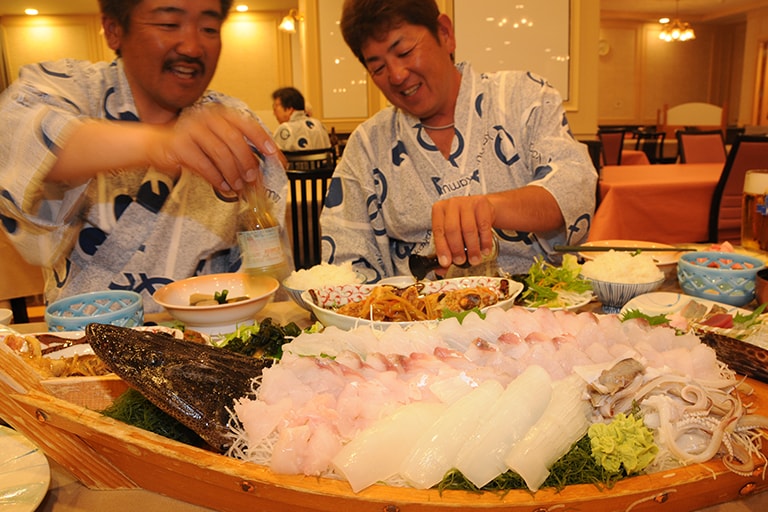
[0,58,289,313]
[273,111,331,151]
[320,62,597,282]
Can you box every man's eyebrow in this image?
[150,6,225,21]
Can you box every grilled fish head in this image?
[86,323,272,452]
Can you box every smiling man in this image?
[320,0,597,282]
[0,0,289,313]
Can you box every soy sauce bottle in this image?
[409,235,499,280]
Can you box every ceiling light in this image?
[25,8,38,15]
[235,4,248,13]
[659,0,695,42]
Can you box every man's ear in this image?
[436,13,456,53]
[102,15,122,53]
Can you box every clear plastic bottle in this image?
[237,183,291,287]
[409,234,499,280]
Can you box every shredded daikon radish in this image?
[455,365,552,488]
[331,402,446,493]
[503,374,592,491]
[399,379,504,489]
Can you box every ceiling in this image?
[0,1,295,16]
[0,0,762,21]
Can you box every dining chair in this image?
[708,135,768,244]
[283,147,337,172]
[677,129,727,164]
[286,168,334,270]
[634,130,667,164]
[597,129,626,166]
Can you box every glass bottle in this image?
[409,234,499,280]
[237,183,291,286]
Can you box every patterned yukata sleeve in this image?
[320,127,394,283]
[0,61,91,266]
[512,72,597,247]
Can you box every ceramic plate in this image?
[523,293,593,312]
[303,277,523,330]
[579,240,682,266]
[0,425,50,512]
[621,291,751,318]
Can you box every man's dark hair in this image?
[98,0,234,31]
[340,0,441,66]
[272,87,306,111]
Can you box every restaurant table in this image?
[590,162,723,243]
[5,300,768,512]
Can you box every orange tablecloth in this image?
[589,163,723,243]
[0,230,43,301]
[621,149,650,165]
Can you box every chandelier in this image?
[659,1,695,42]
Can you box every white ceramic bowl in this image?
[588,277,665,314]
[153,273,278,335]
[0,308,12,325]
[302,276,523,330]
[282,270,366,312]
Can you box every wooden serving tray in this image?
[1,341,767,512]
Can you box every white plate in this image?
[523,294,593,312]
[620,291,751,318]
[0,425,50,512]
[303,277,523,330]
[580,240,682,266]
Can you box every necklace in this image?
[420,122,455,131]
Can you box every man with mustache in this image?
[321,0,597,281]
[0,0,289,313]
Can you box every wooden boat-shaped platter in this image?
[2,339,768,512]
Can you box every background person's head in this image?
[272,87,306,124]
[98,0,233,122]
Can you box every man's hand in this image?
[431,195,496,268]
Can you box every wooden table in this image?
[7,301,768,512]
[590,163,723,243]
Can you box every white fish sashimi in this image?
[454,365,552,488]
[331,402,446,493]
[503,374,592,491]
[399,379,504,489]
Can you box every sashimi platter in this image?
[2,297,768,511]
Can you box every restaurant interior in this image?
[3,3,768,511]
[1,0,768,315]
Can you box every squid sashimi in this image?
[331,402,446,492]
[454,365,552,488]
[504,374,592,491]
[399,379,504,489]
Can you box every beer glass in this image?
[741,169,768,251]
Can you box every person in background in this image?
[320,0,597,282]
[0,0,288,313]
[271,87,332,151]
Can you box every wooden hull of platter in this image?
[2,343,768,512]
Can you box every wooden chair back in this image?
[597,129,625,166]
[708,135,768,243]
[283,147,337,172]
[677,129,727,164]
[286,168,334,270]
[634,131,666,164]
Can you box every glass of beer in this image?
[742,169,768,252]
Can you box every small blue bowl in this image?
[677,251,766,307]
[45,290,144,332]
